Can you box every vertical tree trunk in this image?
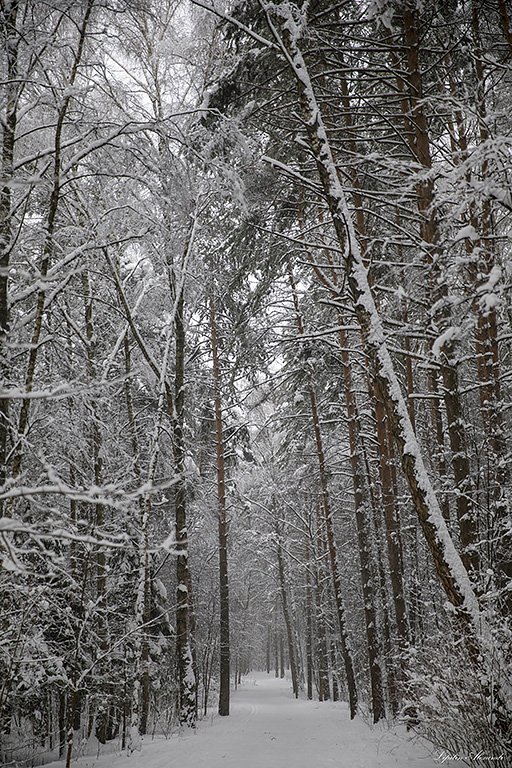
[81,266,109,745]
[274,520,299,697]
[286,265,357,716]
[314,501,331,702]
[304,536,314,700]
[174,286,196,727]
[395,6,479,578]
[309,347,358,715]
[497,0,512,56]
[0,0,18,511]
[125,330,151,748]
[274,603,279,678]
[468,2,510,610]
[209,296,230,717]
[65,549,91,768]
[338,322,386,722]
[373,386,408,648]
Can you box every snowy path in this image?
[50,673,443,768]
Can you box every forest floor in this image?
[45,672,448,768]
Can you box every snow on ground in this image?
[46,672,444,768]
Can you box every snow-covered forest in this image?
[1,0,511,766]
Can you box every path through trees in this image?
[44,672,443,768]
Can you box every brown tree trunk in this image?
[338,324,386,722]
[274,519,299,698]
[304,536,314,700]
[497,0,512,56]
[312,514,331,703]
[406,7,479,578]
[81,266,109,745]
[209,296,230,717]
[373,385,409,648]
[286,265,357,716]
[469,2,510,610]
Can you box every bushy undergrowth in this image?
[403,625,512,768]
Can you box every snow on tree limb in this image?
[258,0,507,674]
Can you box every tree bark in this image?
[81,265,109,745]
[274,519,299,698]
[175,285,196,727]
[313,504,331,702]
[392,6,479,577]
[0,0,19,510]
[124,334,152,746]
[286,265,357,716]
[304,535,314,700]
[339,323,386,721]
[209,296,230,717]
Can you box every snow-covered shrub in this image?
[404,622,512,767]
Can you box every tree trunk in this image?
[468,3,510,610]
[0,0,18,512]
[174,286,196,727]
[395,6,479,578]
[274,521,299,698]
[124,331,151,741]
[339,321,386,722]
[274,603,279,678]
[314,500,331,703]
[209,296,230,717]
[304,536,314,701]
[266,7,500,678]
[497,0,512,56]
[287,264,357,716]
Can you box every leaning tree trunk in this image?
[383,7,479,578]
[262,5,511,717]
